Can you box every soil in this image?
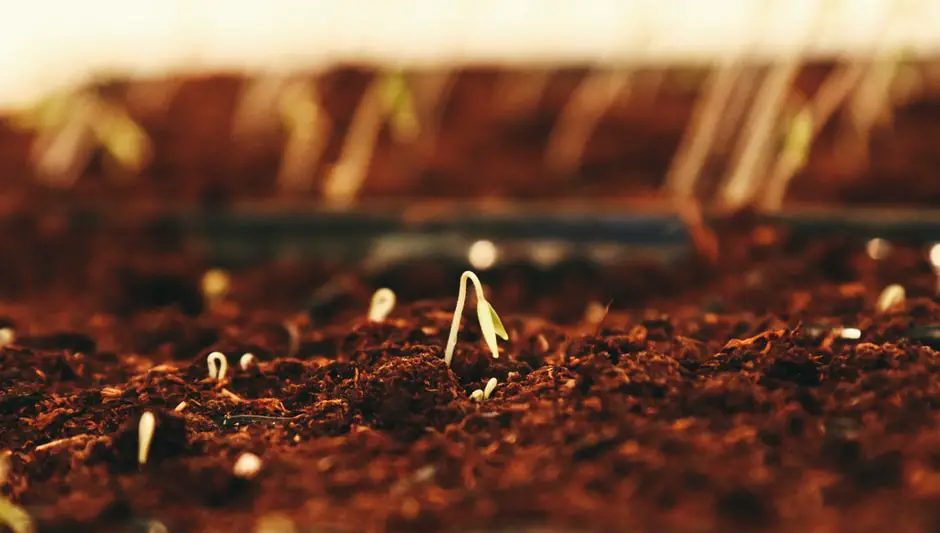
[1,65,940,211]
[2,216,940,533]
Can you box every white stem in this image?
[544,70,631,175]
[239,353,256,371]
[137,411,156,465]
[719,61,800,210]
[761,62,867,210]
[368,288,396,323]
[444,271,487,367]
[663,61,744,198]
[207,351,228,380]
[483,377,498,399]
[321,78,385,206]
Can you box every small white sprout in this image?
[233,452,263,479]
[146,521,168,533]
[483,377,498,400]
[876,284,906,313]
[866,238,892,261]
[585,301,607,324]
[840,327,862,340]
[469,389,485,403]
[368,288,396,323]
[255,513,297,533]
[201,268,230,301]
[0,328,14,348]
[207,351,228,380]
[444,271,509,367]
[239,353,257,371]
[931,243,940,270]
[173,401,187,413]
[137,411,156,466]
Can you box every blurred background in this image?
[0,0,938,299]
[1,0,939,213]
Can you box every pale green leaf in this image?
[476,300,500,359]
[488,304,509,340]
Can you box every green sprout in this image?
[9,88,151,187]
[232,76,331,193]
[380,70,420,144]
[444,271,508,367]
[323,70,420,206]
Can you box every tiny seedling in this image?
[443,271,509,367]
[483,377,498,400]
[0,328,14,348]
[201,269,230,304]
[10,88,151,187]
[876,284,905,313]
[137,411,156,466]
[469,389,485,403]
[283,320,300,358]
[368,288,396,323]
[239,353,256,371]
[173,401,187,413]
[839,327,862,340]
[233,452,263,479]
[207,352,228,380]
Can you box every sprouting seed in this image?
[239,353,256,371]
[876,284,905,313]
[483,378,498,400]
[0,328,14,348]
[368,288,396,323]
[444,271,509,367]
[469,389,485,402]
[201,268,230,301]
[283,320,300,358]
[839,327,862,340]
[207,352,228,380]
[137,411,156,466]
[173,401,187,412]
[233,452,263,479]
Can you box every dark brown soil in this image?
[2,219,940,533]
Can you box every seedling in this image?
[239,353,257,371]
[323,71,419,206]
[483,377,498,400]
[9,87,151,187]
[207,352,228,380]
[469,389,485,403]
[545,70,631,175]
[443,271,509,367]
[276,78,331,192]
[876,284,906,313]
[201,269,230,305]
[137,411,156,466]
[368,288,396,323]
[839,327,862,340]
[233,452,263,479]
[0,328,14,348]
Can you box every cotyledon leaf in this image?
[476,299,508,360]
